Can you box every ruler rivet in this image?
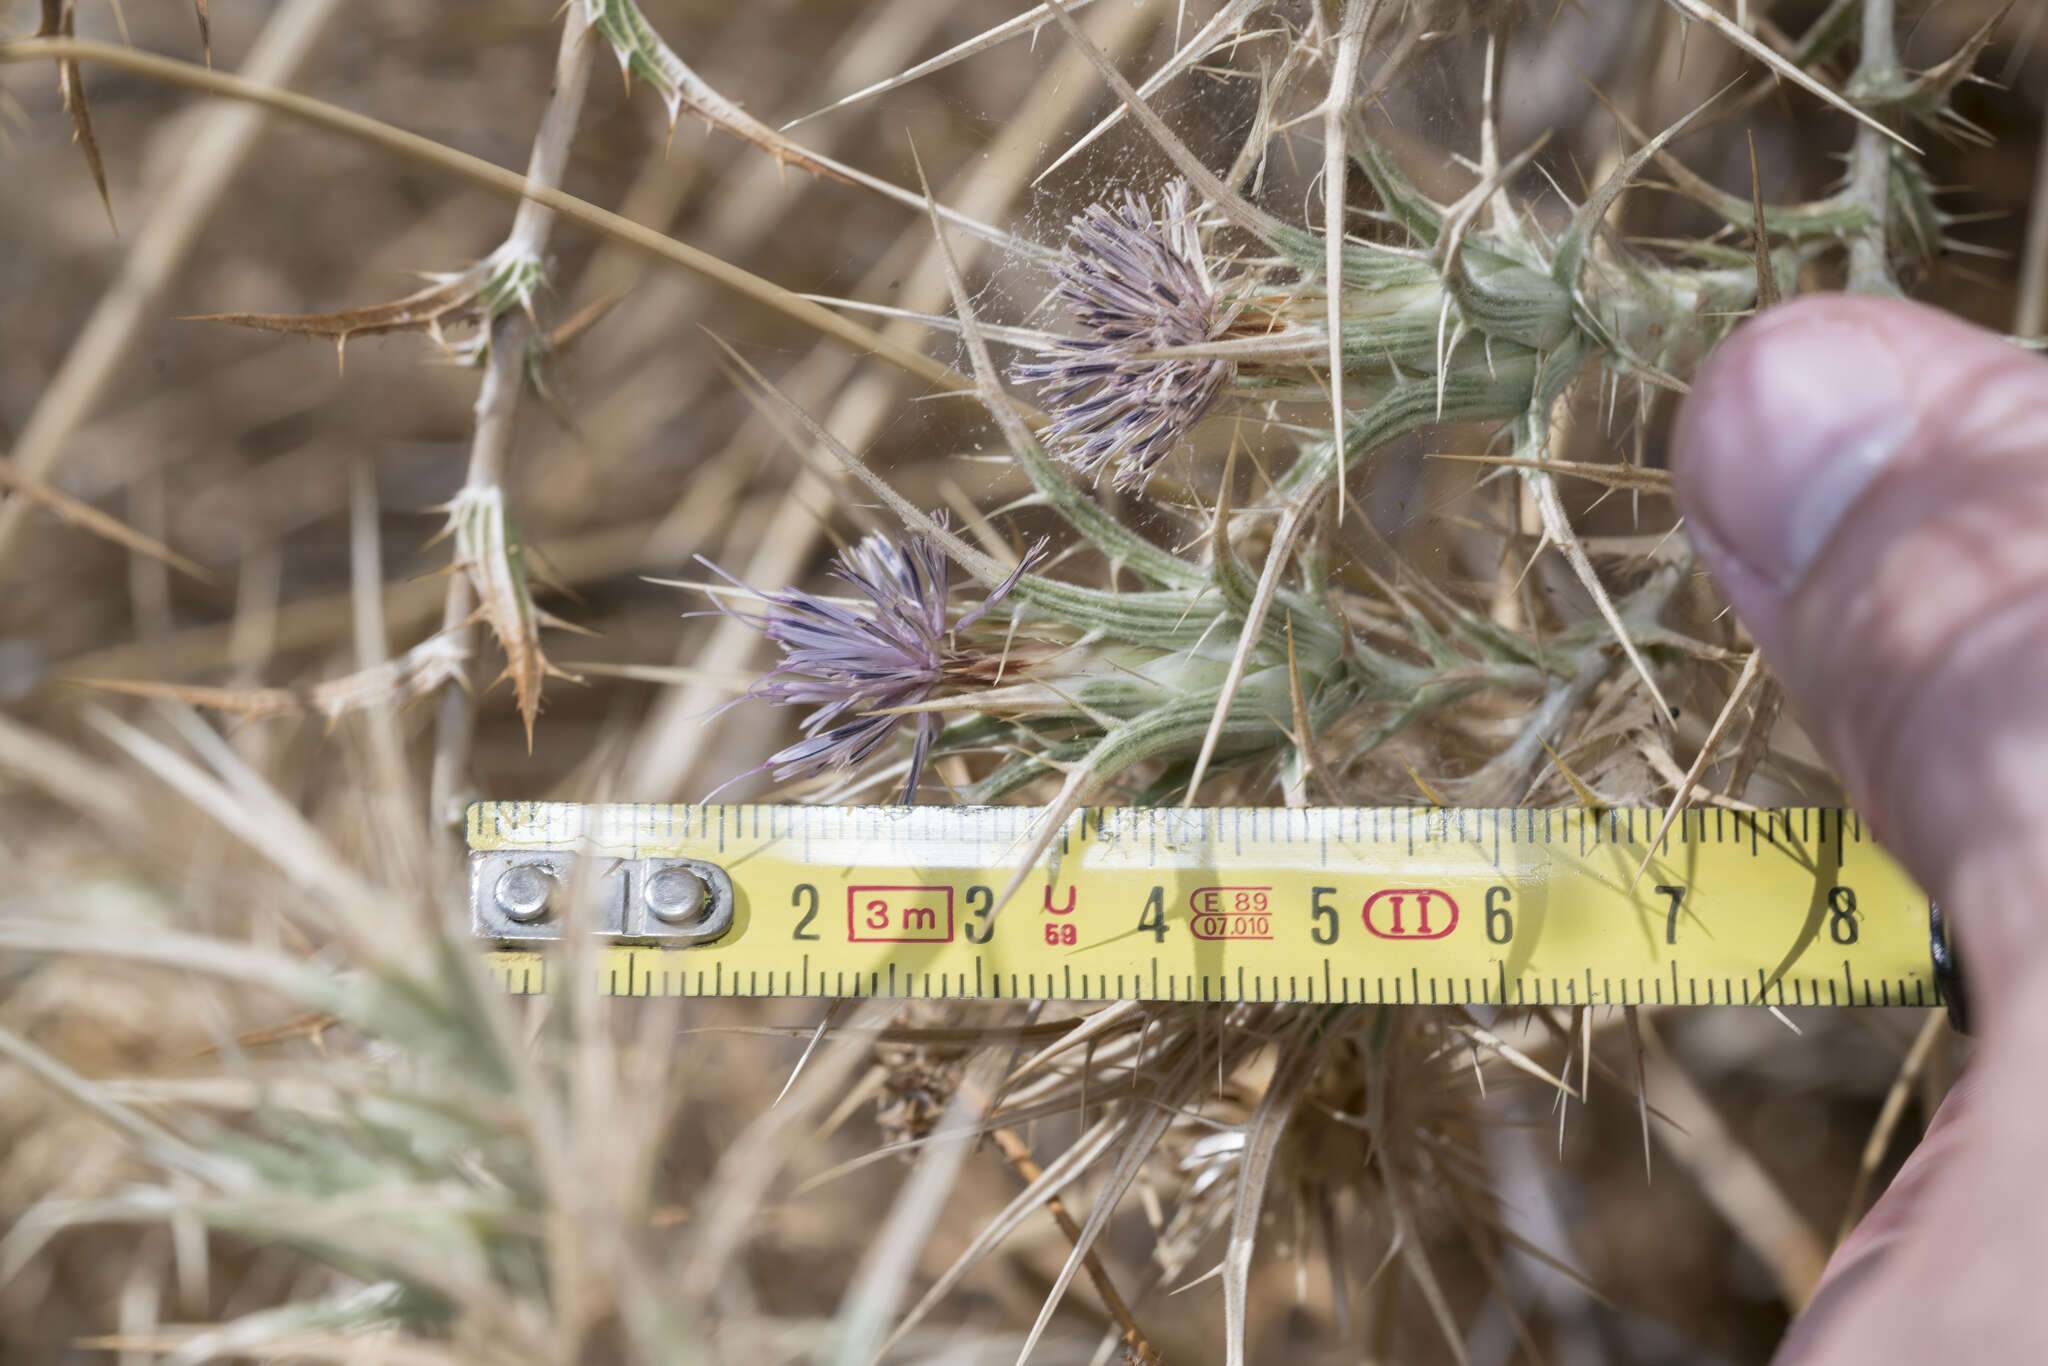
[494,864,556,923]
[644,866,710,924]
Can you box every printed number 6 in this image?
[1485,886,1513,944]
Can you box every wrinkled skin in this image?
[1672,295,2048,1363]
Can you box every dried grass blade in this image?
[1224,1021,1328,1366]
[782,0,1105,131]
[674,1003,893,1315]
[1322,0,1380,532]
[705,333,1010,591]
[881,1111,1127,1352]
[81,706,393,959]
[1182,491,1311,804]
[831,1058,993,1366]
[1526,459,1675,722]
[0,454,208,578]
[1038,0,1285,243]
[1013,1073,1183,1366]
[35,2,113,228]
[991,1127,1161,1365]
[1723,673,1785,799]
[1036,0,1265,183]
[1430,451,1673,493]
[1632,649,1763,889]
[1749,132,1780,309]
[0,36,965,393]
[1657,0,1916,151]
[72,634,470,723]
[0,1024,245,1191]
[1639,1014,1828,1308]
[1834,1009,1947,1245]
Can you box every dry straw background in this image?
[0,1,2042,1363]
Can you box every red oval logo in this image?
[1361,888,1458,940]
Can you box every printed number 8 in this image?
[1827,886,1859,945]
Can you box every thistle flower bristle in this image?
[708,521,1036,803]
[1012,179,1235,492]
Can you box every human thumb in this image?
[1673,293,2048,1021]
[1674,294,2048,1365]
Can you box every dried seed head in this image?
[711,522,1034,802]
[1012,180,1234,491]
[874,1003,970,1149]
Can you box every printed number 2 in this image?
[1655,885,1686,945]
[792,883,820,941]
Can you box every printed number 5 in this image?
[1311,887,1338,945]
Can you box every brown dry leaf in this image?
[36,0,112,229]
[73,633,471,723]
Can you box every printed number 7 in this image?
[1655,884,1686,945]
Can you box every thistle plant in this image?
[0,2,2028,1364]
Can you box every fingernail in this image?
[1674,313,1916,592]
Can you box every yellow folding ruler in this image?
[467,802,1954,1012]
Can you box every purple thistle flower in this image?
[1011,179,1234,491]
[708,524,1032,803]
